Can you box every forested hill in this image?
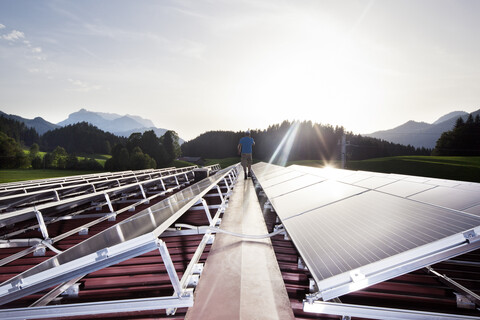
[0,115,40,146]
[433,114,480,156]
[181,121,430,162]
[41,122,125,154]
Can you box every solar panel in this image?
[403,176,431,183]
[376,180,436,198]
[261,175,325,199]
[283,191,480,278]
[252,163,480,301]
[270,180,366,220]
[350,176,398,189]
[465,204,480,215]
[0,166,201,222]
[288,165,353,180]
[409,186,480,211]
[0,165,235,306]
[257,170,305,188]
[424,177,462,188]
[255,166,292,181]
[454,182,480,192]
[336,172,378,184]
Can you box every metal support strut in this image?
[157,240,182,297]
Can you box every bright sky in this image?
[1,0,479,140]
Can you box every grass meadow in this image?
[2,156,479,184]
[0,169,102,183]
[288,156,480,183]
[205,157,241,169]
[346,156,480,183]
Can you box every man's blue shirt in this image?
[239,136,254,154]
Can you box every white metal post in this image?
[157,240,182,297]
[201,198,213,224]
[34,209,49,241]
[104,193,114,213]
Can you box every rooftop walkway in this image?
[185,173,294,320]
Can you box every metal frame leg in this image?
[200,198,213,224]
[34,209,49,241]
[157,240,182,297]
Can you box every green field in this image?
[205,157,241,169]
[171,159,197,168]
[286,159,330,167]
[2,156,479,184]
[347,156,480,182]
[23,150,111,166]
[0,169,102,183]
[0,160,196,183]
[288,156,480,183]
[76,154,111,166]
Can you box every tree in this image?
[66,154,79,170]
[433,115,480,156]
[31,156,43,169]
[42,146,69,169]
[129,147,156,170]
[181,120,430,162]
[0,132,29,168]
[454,117,465,129]
[162,130,181,164]
[76,157,103,171]
[41,122,124,154]
[29,143,40,160]
[139,130,168,167]
[105,144,131,171]
[0,115,40,146]
[43,152,54,169]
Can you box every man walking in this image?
[238,131,255,179]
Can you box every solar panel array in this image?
[0,164,235,314]
[0,166,212,231]
[252,163,480,301]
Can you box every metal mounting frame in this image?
[0,232,161,306]
[0,168,197,229]
[0,164,239,318]
[252,162,480,313]
[166,164,239,315]
[0,295,193,320]
[303,300,480,320]
[307,227,480,301]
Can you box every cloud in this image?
[28,68,41,73]
[68,78,101,92]
[22,39,43,54]
[2,30,25,41]
[0,25,48,75]
[170,39,206,59]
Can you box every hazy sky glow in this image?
[1,0,479,140]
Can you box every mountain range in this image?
[365,109,480,149]
[2,108,478,149]
[1,108,182,143]
[0,110,60,135]
[57,109,170,139]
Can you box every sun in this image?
[229,24,381,131]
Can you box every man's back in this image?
[239,136,254,154]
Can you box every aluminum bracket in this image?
[303,300,480,320]
[463,229,480,244]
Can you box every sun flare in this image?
[230,19,381,131]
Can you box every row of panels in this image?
[252,162,480,302]
[0,168,175,193]
[0,166,222,232]
[0,163,237,317]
